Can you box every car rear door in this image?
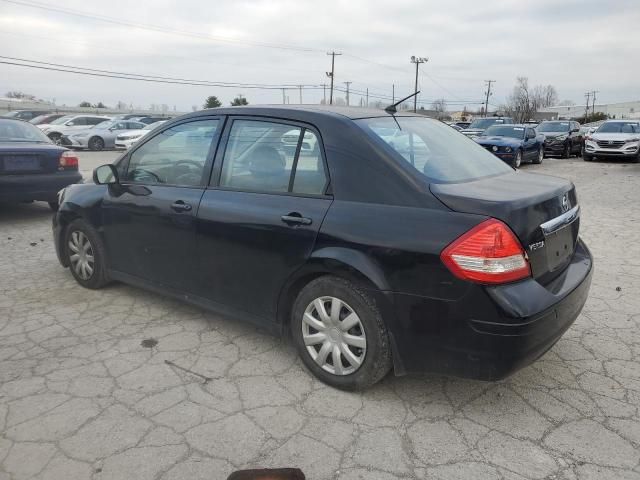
[194,117,332,323]
[101,117,222,292]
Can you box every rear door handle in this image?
[281,213,312,226]
[171,200,192,212]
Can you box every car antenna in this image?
[384,91,420,114]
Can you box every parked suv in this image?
[39,115,112,145]
[538,121,583,158]
[461,117,515,137]
[583,120,640,162]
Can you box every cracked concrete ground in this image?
[1,155,639,480]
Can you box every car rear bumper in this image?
[383,238,593,380]
[0,171,82,203]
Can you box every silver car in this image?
[583,120,640,162]
[40,115,112,145]
[63,120,146,151]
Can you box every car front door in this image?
[101,117,222,292]
[195,117,332,324]
[523,127,537,159]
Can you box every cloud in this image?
[1,0,638,110]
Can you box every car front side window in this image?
[124,119,220,187]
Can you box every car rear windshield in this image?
[537,122,570,133]
[0,119,51,143]
[483,125,525,139]
[356,116,513,183]
[597,122,640,133]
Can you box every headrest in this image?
[248,146,285,176]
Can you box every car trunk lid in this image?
[0,144,65,175]
[430,171,579,283]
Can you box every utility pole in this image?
[281,88,286,105]
[344,82,352,106]
[322,84,327,104]
[410,56,428,112]
[591,90,598,117]
[326,51,342,105]
[584,92,591,121]
[366,88,369,108]
[392,84,395,104]
[484,80,495,118]
[298,85,303,104]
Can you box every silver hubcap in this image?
[515,152,522,168]
[68,231,94,280]
[302,296,366,375]
[539,148,543,161]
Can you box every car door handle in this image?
[281,213,312,226]
[171,200,192,212]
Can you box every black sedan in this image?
[52,106,593,389]
[0,118,82,210]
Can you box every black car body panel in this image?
[53,106,593,381]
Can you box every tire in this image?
[64,219,110,289]
[88,136,105,151]
[291,276,392,390]
[512,150,522,169]
[583,154,593,162]
[562,142,571,159]
[632,153,640,164]
[532,146,543,164]
[48,201,59,211]
[48,133,62,145]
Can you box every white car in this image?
[583,120,640,162]
[114,121,167,150]
[40,115,112,145]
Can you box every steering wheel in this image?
[174,159,203,170]
[130,168,162,183]
[173,160,203,186]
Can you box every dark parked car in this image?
[52,106,592,389]
[474,124,544,167]
[538,120,583,158]
[2,109,51,121]
[0,118,81,210]
[461,116,515,138]
[29,113,66,126]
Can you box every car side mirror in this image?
[93,164,119,185]
[571,128,579,133]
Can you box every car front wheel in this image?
[532,147,543,164]
[88,136,105,151]
[64,219,110,289]
[291,276,392,390]
[512,150,522,168]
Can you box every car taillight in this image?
[440,219,531,284]
[59,151,79,169]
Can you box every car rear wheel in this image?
[583,153,593,162]
[88,136,105,151]
[532,147,543,164]
[48,133,62,145]
[291,276,392,390]
[512,150,522,168]
[65,219,110,289]
[562,142,571,159]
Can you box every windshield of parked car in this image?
[468,118,505,129]
[0,119,51,143]
[357,116,513,183]
[50,115,73,125]
[537,121,570,133]
[596,122,640,133]
[483,125,525,139]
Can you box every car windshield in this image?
[357,116,513,183]
[483,125,525,139]
[537,122,571,133]
[0,119,51,142]
[50,115,73,125]
[597,122,640,133]
[468,118,505,129]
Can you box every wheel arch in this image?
[276,247,390,331]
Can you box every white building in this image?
[548,100,640,120]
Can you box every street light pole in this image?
[410,56,428,113]
[344,81,352,106]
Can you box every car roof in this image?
[187,104,427,121]
[603,119,639,123]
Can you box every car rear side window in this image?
[219,119,327,195]
[356,116,513,184]
[125,119,219,187]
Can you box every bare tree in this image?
[430,98,448,119]
[504,77,559,122]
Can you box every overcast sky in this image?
[1,0,638,111]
